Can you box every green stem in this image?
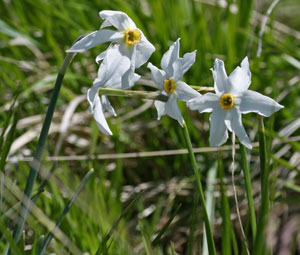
[239,143,257,242]
[218,152,232,255]
[182,120,216,255]
[99,88,168,102]
[98,87,215,102]
[190,86,215,93]
[253,116,269,254]
[11,52,75,246]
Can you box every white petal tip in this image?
[241,56,249,68]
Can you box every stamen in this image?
[219,93,234,110]
[163,79,177,94]
[124,29,141,45]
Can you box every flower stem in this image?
[99,88,168,102]
[239,143,257,242]
[253,116,269,254]
[10,52,76,247]
[190,86,215,93]
[182,120,216,255]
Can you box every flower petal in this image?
[211,58,227,96]
[94,44,131,89]
[95,51,107,64]
[227,56,251,94]
[173,50,197,81]
[99,10,136,31]
[187,93,219,113]
[227,108,252,149]
[165,94,184,126]
[154,100,166,121]
[147,62,167,89]
[209,108,228,147]
[176,81,200,102]
[101,95,116,116]
[67,30,123,52]
[93,95,113,135]
[239,90,284,117]
[87,87,98,114]
[161,38,180,78]
[121,67,140,89]
[154,94,183,126]
[135,30,156,68]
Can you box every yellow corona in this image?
[219,93,234,110]
[163,79,177,94]
[124,29,141,45]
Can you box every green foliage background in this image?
[0,0,300,254]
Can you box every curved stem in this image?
[182,120,216,255]
[10,52,76,247]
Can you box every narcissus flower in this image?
[67,10,155,88]
[187,57,284,149]
[147,39,200,126]
[87,44,138,135]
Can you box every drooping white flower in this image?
[187,57,284,149]
[147,38,200,126]
[67,10,155,88]
[87,44,138,135]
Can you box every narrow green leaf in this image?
[218,153,232,255]
[239,143,257,242]
[152,203,181,246]
[0,111,18,172]
[253,117,270,254]
[34,235,45,255]
[139,220,154,255]
[182,120,216,255]
[39,169,94,254]
[95,191,144,255]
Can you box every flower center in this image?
[219,93,234,110]
[124,29,141,45]
[163,79,177,94]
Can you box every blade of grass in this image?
[0,110,18,215]
[182,120,216,255]
[139,219,154,255]
[218,152,232,255]
[39,169,94,255]
[95,191,144,255]
[34,235,45,255]
[239,143,257,242]
[0,111,18,172]
[253,116,270,254]
[0,217,22,255]
[187,191,199,255]
[152,203,182,246]
[0,96,18,151]
[170,241,175,255]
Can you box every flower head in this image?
[147,38,200,126]
[87,44,139,135]
[187,57,284,149]
[67,10,155,88]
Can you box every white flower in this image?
[88,44,139,135]
[187,57,284,149]
[147,38,200,126]
[67,10,155,88]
